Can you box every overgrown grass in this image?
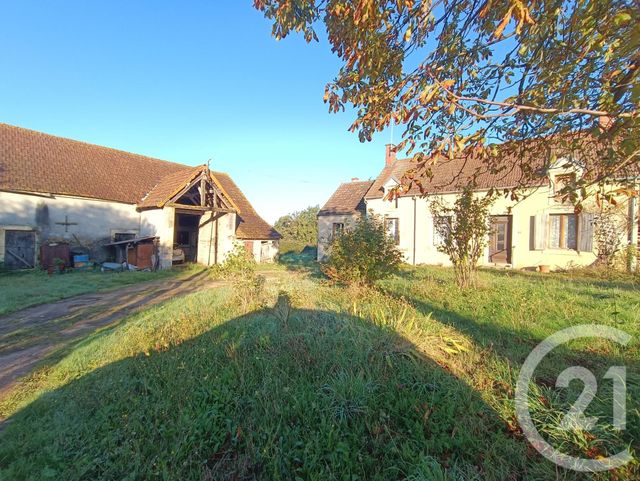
[0,265,202,316]
[0,267,637,480]
[277,239,313,255]
[274,242,320,276]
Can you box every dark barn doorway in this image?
[174,211,202,263]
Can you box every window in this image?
[549,213,577,249]
[554,173,576,203]
[332,223,344,238]
[384,217,400,244]
[113,232,136,242]
[432,216,451,246]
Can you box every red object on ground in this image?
[40,243,70,270]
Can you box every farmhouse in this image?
[317,179,374,260]
[319,144,639,270]
[0,123,280,269]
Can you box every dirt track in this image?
[0,269,221,398]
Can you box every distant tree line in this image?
[274,205,319,245]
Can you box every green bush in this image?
[214,243,256,279]
[212,244,267,311]
[232,273,266,313]
[321,215,403,286]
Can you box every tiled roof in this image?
[365,143,550,199]
[0,123,186,204]
[365,134,632,200]
[137,165,242,213]
[138,166,205,209]
[319,180,374,216]
[0,123,279,240]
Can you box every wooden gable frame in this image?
[165,169,237,214]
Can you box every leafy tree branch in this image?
[255,0,640,201]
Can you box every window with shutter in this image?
[531,214,548,250]
[578,213,595,252]
[549,213,578,249]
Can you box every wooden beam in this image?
[168,179,197,205]
[200,175,206,207]
[167,203,208,212]
[165,170,235,211]
[168,203,235,214]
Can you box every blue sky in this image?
[0,1,393,223]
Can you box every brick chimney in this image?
[385,144,397,166]
[598,115,615,131]
[351,177,360,182]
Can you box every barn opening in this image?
[147,166,236,267]
[168,170,228,265]
[174,210,202,263]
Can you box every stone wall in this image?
[0,191,171,268]
[317,212,362,261]
[196,211,237,266]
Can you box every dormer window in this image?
[553,173,576,203]
[382,178,400,207]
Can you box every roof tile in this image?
[365,148,542,199]
[0,123,279,240]
[319,180,374,216]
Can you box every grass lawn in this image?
[0,266,637,480]
[0,265,203,316]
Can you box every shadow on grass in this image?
[0,306,551,481]
[379,272,639,469]
[383,269,639,372]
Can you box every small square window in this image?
[114,232,136,242]
[332,223,344,238]
[554,174,576,203]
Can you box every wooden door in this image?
[489,216,512,264]
[260,242,270,262]
[136,243,154,269]
[4,230,36,269]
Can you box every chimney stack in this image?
[598,115,614,131]
[351,177,360,182]
[385,144,397,166]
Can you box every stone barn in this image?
[0,123,280,269]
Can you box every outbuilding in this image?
[0,123,280,269]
